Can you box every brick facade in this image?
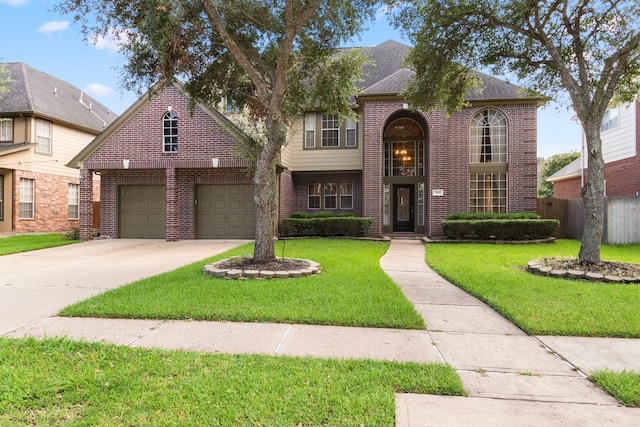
[79,83,255,240]
[12,169,79,234]
[76,82,538,241]
[358,100,538,236]
[553,176,582,199]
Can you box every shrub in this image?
[281,216,373,237]
[65,227,81,240]
[290,211,356,219]
[446,212,540,220]
[442,219,559,240]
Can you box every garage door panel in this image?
[197,185,255,239]
[119,186,166,239]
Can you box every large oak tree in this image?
[56,0,377,260]
[390,0,640,263]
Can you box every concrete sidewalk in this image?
[3,239,640,425]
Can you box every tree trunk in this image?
[252,119,285,261]
[578,121,605,263]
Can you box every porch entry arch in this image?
[382,113,428,234]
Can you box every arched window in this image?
[383,118,425,177]
[469,109,508,213]
[163,111,178,152]
[470,109,507,163]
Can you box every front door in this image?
[394,184,414,232]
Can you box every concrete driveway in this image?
[0,239,247,336]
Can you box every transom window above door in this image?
[384,118,425,177]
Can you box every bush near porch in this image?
[442,212,558,240]
[280,212,374,237]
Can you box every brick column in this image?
[79,168,94,240]
[165,167,178,241]
[362,101,387,236]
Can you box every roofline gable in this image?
[67,80,250,169]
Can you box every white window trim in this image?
[321,113,340,148]
[68,183,80,219]
[163,111,178,152]
[19,178,35,219]
[35,119,52,155]
[600,107,620,133]
[0,118,13,142]
[304,112,316,148]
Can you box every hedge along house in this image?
[0,63,116,234]
[69,40,540,241]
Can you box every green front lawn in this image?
[60,239,426,330]
[0,337,464,425]
[0,233,78,255]
[424,240,640,337]
[425,239,640,408]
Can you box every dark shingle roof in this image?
[0,63,117,133]
[358,40,537,101]
[547,157,582,182]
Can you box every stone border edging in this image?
[527,260,640,284]
[203,257,320,280]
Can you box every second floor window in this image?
[0,118,13,142]
[304,112,358,149]
[470,109,507,164]
[163,111,178,152]
[601,107,619,132]
[36,119,52,155]
[321,113,339,147]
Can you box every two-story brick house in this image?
[0,63,116,234]
[548,101,640,198]
[69,40,540,240]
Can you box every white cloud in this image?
[0,0,29,6]
[37,21,70,34]
[90,28,132,52]
[83,83,113,97]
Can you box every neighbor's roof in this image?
[546,157,583,182]
[358,40,538,102]
[0,62,117,133]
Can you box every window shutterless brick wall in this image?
[290,171,363,216]
[13,169,79,234]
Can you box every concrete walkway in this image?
[2,239,640,425]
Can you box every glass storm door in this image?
[394,185,414,232]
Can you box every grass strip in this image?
[60,239,426,330]
[591,370,640,407]
[424,240,640,337]
[0,337,464,425]
[0,233,78,255]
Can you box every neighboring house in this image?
[548,101,640,198]
[0,63,116,234]
[68,40,540,241]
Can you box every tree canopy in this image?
[538,152,581,198]
[390,0,640,262]
[0,63,10,99]
[56,0,378,260]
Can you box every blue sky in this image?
[1,0,582,158]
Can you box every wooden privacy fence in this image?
[537,196,640,244]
